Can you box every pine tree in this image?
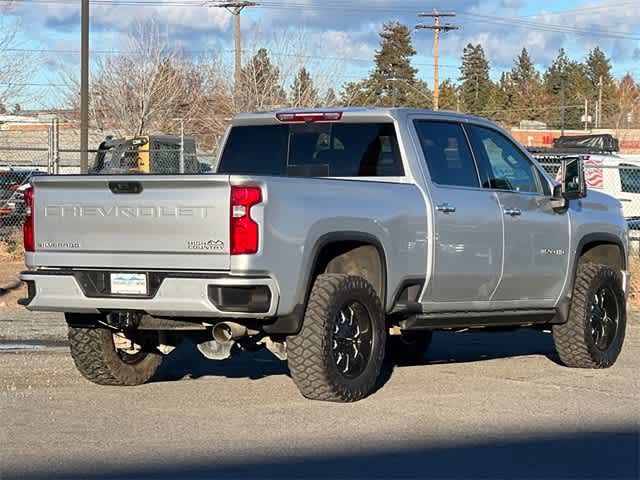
[239,48,286,110]
[543,49,576,128]
[289,67,318,107]
[509,48,546,122]
[438,79,459,111]
[585,47,617,126]
[458,44,492,114]
[485,72,514,124]
[544,48,571,95]
[342,22,429,107]
[511,48,540,94]
[565,61,591,128]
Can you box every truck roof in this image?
[232,107,496,127]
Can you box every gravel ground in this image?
[0,310,638,479]
[0,310,67,344]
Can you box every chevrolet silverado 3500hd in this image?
[20,108,629,402]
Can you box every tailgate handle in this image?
[109,181,143,194]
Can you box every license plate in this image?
[110,273,147,295]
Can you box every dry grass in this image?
[0,230,24,262]
[627,256,640,311]
[0,231,25,309]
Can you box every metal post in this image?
[597,75,603,129]
[47,120,53,174]
[432,17,440,110]
[53,118,60,175]
[391,78,397,107]
[584,98,589,131]
[560,79,565,136]
[179,119,185,174]
[234,12,242,91]
[80,0,89,174]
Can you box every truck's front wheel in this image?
[553,263,626,368]
[67,325,162,386]
[287,274,386,402]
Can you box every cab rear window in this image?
[217,123,404,177]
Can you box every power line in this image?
[4,0,639,40]
[1,47,462,69]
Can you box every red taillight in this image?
[275,111,343,123]
[230,186,262,255]
[23,186,35,252]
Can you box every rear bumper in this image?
[19,271,279,318]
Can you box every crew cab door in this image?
[465,124,570,304]
[413,120,503,307]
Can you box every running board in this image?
[400,309,558,331]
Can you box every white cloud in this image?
[8,0,640,83]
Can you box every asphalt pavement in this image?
[1,311,638,479]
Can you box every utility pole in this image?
[209,1,258,94]
[179,119,184,174]
[80,0,89,174]
[415,11,458,111]
[560,79,565,136]
[390,78,398,107]
[584,98,589,131]
[597,75,603,129]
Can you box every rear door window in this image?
[413,121,479,188]
[217,122,404,177]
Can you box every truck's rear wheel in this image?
[553,263,626,368]
[67,325,162,386]
[287,274,386,402]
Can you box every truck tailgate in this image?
[31,175,231,270]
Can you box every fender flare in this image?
[556,232,626,323]
[263,231,388,336]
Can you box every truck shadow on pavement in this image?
[16,429,640,479]
[151,328,560,384]
[419,328,561,366]
[152,341,289,382]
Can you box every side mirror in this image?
[553,156,587,202]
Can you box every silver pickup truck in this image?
[20,108,629,402]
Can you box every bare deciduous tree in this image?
[613,74,639,129]
[65,21,208,137]
[0,1,37,111]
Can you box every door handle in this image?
[436,203,456,213]
[504,208,522,216]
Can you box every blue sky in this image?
[5,0,640,108]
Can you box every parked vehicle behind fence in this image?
[0,168,45,227]
[20,108,629,402]
[91,135,200,174]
